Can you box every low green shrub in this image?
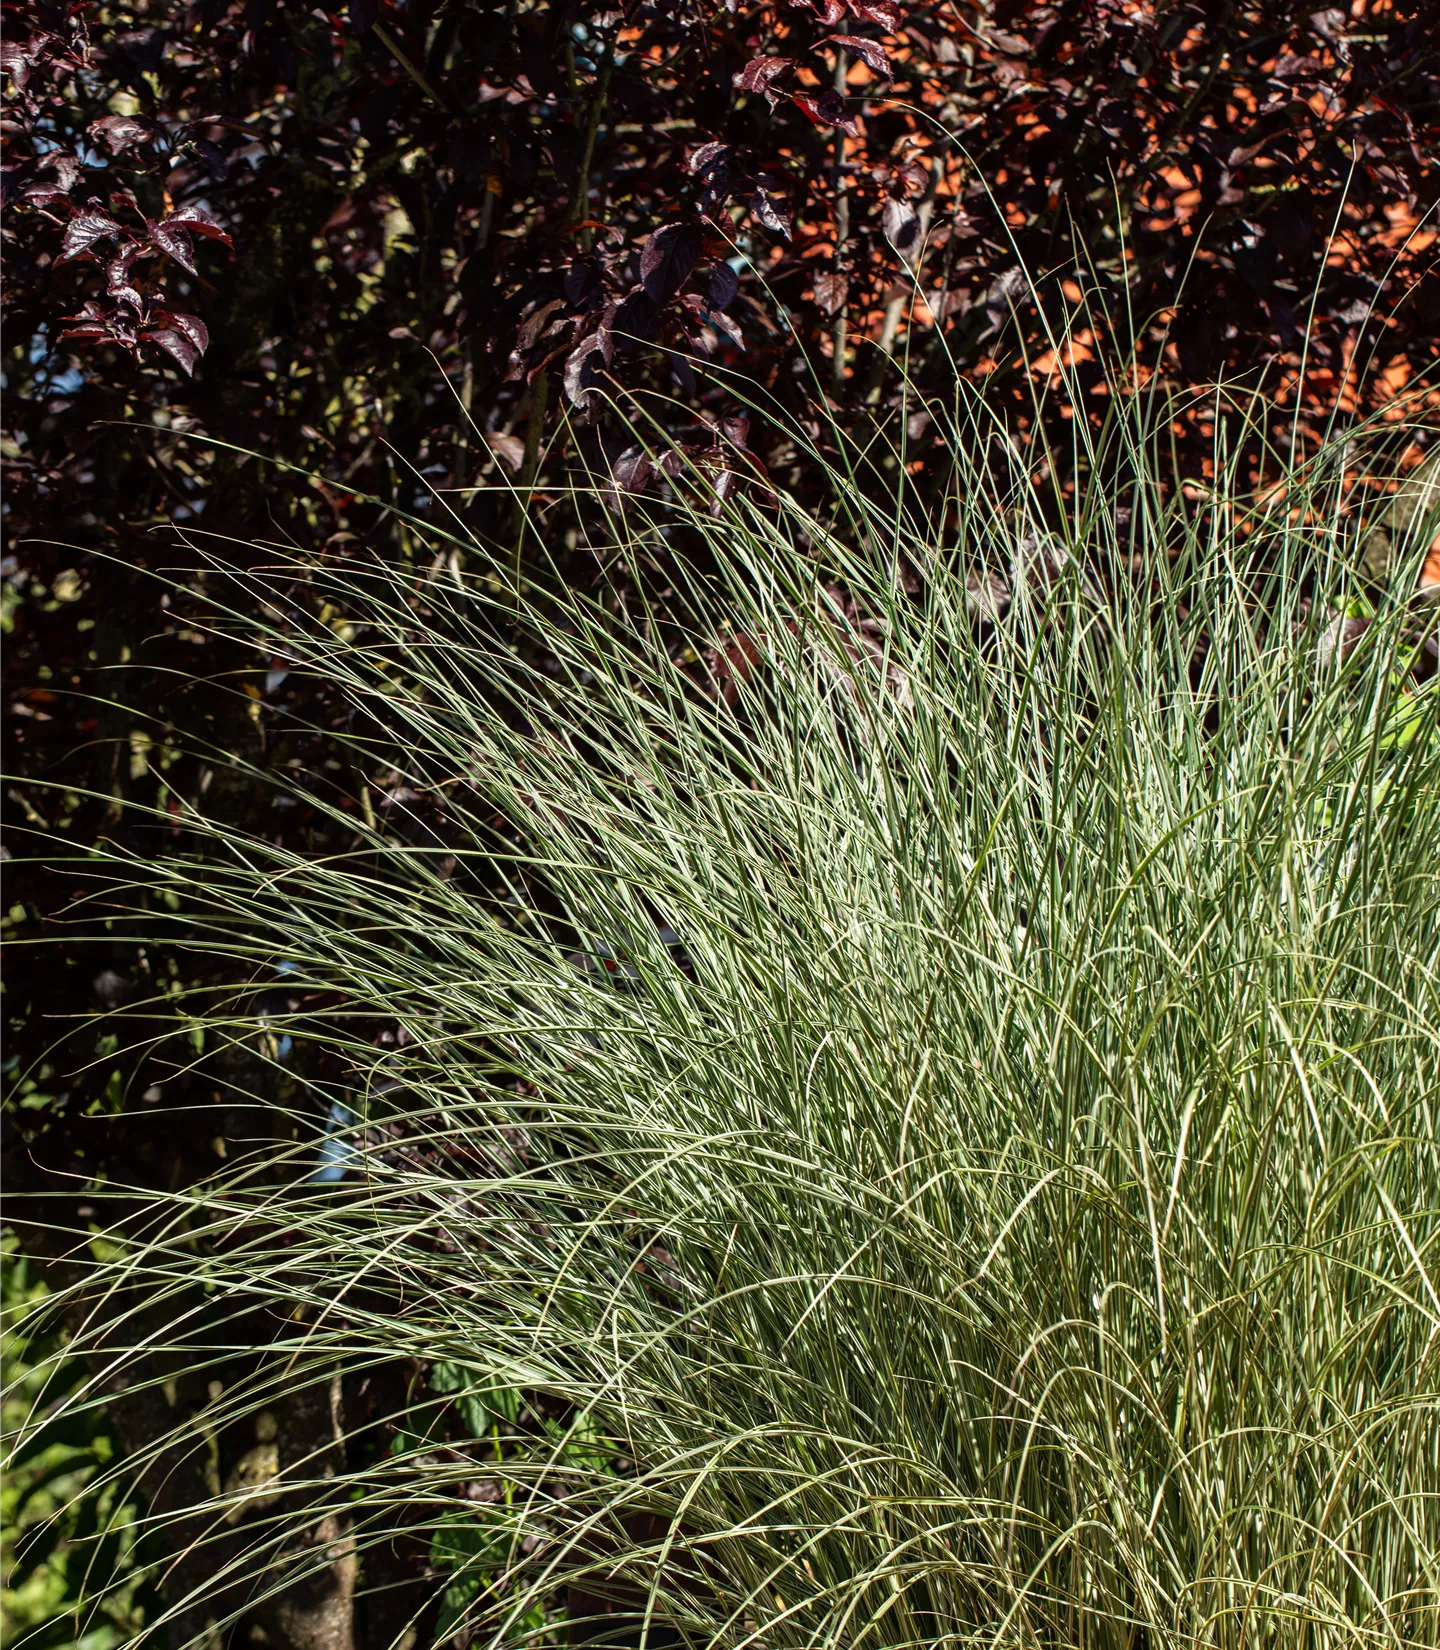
[1,1236,149,1650]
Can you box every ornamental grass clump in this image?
[15,379,1440,1649]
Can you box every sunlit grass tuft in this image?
[13,371,1440,1649]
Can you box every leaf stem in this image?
[373,23,448,111]
[571,31,617,247]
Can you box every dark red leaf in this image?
[107,250,144,310]
[149,219,198,274]
[709,469,742,517]
[846,0,903,28]
[790,0,848,24]
[886,159,929,197]
[608,287,659,345]
[750,186,793,239]
[710,309,744,346]
[60,299,115,340]
[612,446,653,493]
[732,56,794,107]
[562,327,613,406]
[155,310,210,354]
[791,92,862,137]
[486,432,526,472]
[1227,137,1269,169]
[719,414,751,448]
[813,270,849,314]
[984,28,1030,55]
[1272,53,1321,81]
[163,205,234,247]
[688,141,732,177]
[1,40,33,89]
[188,138,229,183]
[44,153,82,193]
[517,298,566,351]
[60,213,123,262]
[142,325,201,375]
[564,258,602,307]
[640,221,702,304]
[90,114,156,153]
[526,341,575,384]
[708,262,740,311]
[693,145,740,212]
[882,196,920,262]
[817,35,892,76]
[678,293,718,355]
[150,205,235,271]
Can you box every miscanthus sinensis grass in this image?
[16,384,1440,1650]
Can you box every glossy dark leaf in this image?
[164,205,234,246]
[157,310,210,354]
[709,308,744,346]
[790,0,848,24]
[688,141,731,177]
[791,93,862,138]
[149,219,197,273]
[107,251,144,310]
[90,114,155,153]
[612,446,653,493]
[142,324,201,375]
[517,298,566,351]
[149,209,232,277]
[695,155,740,213]
[813,270,849,314]
[882,196,920,263]
[564,259,603,307]
[750,186,793,239]
[985,28,1030,55]
[562,326,613,406]
[608,287,660,345]
[732,57,794,108]
[0,42,30,85]
[817,35,892,77]
[60,299,112,332]
[188,138,230,182]
[486,432,526,471]
[847,0,903,28]
[1272,53,1322,81]
[640,221,702,305]
[46,154,83,194]
[709,468,742,517]
[707,262,740,311]
[59,213,122,261]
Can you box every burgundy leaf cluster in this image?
[4,0,1431,534]
[5,12,236,372]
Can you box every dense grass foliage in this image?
[13,390,1440,1648]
